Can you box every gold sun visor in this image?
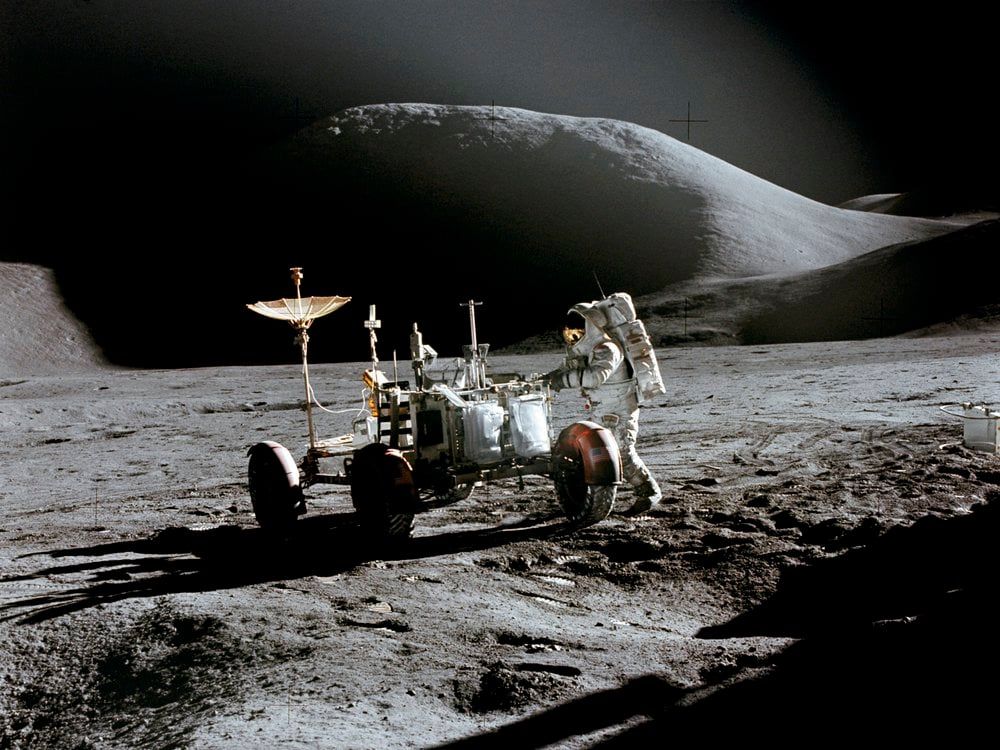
[246,295,351,325]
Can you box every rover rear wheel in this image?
[247,441,304,531]
[350,443,417,543]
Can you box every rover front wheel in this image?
[247,441,304,531]
[350,443,417,543]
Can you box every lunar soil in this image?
[2,333,998,747]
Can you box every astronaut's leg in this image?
[599,407,661,514]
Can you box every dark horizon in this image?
[2,1,996,367]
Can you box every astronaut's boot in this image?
[623,477,662,516]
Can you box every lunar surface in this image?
[3,332,999,747]
[4,104,998,748]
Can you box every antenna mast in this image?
[245,267,351,451]
[364,304,381,372]
[593,270,607,300]
[290,267,316,450]
[460,299,486,389]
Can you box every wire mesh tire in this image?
[247,441,304,531]
[554,455,617,526]
[435,483,475,505]
[350,443,417,544]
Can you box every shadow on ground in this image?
[0,511,566,625]
[432,495,1000,747]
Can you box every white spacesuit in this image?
[545,296,663,515]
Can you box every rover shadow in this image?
[431,496,1000,747]
[430,675,687,749]
[0,510,567,625]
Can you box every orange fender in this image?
[248,440,300,484]
[554,420,622,485]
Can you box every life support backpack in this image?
[593,293,666,403]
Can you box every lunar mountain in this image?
[9,103,995,372]
[263,103,998,350]
[0,262,106,376]
[289,104,958,277]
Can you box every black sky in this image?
[2,1,995,365]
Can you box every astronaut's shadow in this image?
[0,510,566,625]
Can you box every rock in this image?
[455,661,569,713]
[702,530,755,549]
[707,511,735,524]
[514,662,582,677]
[770,509,805,529]
[601,539,663,563]
[673,519,703,531]
[824,516,886,550]
[799,518,849,545]
[509,556,534,572]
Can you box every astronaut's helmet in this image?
[562,310,586,346]
[563,303,610,356]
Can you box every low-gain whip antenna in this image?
[593,271,607,300]
[246,267,351,450]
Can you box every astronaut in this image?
[544,296,663,515]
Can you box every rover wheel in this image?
[554,455,617,526]
[435,483,475,505]
[247,441,304,531]
[350,443,417,543]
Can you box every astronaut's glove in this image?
[541,369,566,391]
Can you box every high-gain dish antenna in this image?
[247,267,351,449]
